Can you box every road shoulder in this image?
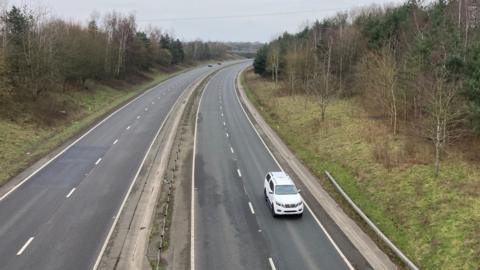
[96,71,211,270]
[235,67,396,270]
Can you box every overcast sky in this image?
[9,0,405,42]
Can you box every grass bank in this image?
[0,65,196,187]
[241,69,480,269]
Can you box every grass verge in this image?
[241,68,480,269]
[0,66,192,187]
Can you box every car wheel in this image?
[264,189,267,200]
[271,203,277,218]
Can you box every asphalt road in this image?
[194,62,353,270]
[0,62,234,270]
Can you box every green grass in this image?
[0,68,188,187]
[242,69,480,269]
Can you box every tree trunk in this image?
[391,84,398,135]
[434,121,441,177]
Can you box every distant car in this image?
[217,62,222,65]
[208,64,213,67]
[264,171,303,217]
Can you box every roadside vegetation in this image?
[0,4,248,186]
[249,0,480,268]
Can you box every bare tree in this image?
[312,36,334,121]
[357,48,400,135]
[421,67,464,176]
[268,43,280,87]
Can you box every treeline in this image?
[254,0,480,175]
[0,5,228,118]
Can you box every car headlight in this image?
[275,202,284,207]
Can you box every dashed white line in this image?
[145,107,149,111]
[157,97,161,99]
[66,188,76,198]
[95,158,102,165]
[113,139,118,145]
[234,68,355,270]
[152,101,155,104]
[225,132,229,138]
[126,125,131,130]
[223,121,226,126]
[16,237,34,256]
[268,258,277,270]
[237,169,242,177]
[221,113,224,117]
[248,202,255,214]
[230,147,234,153]
[137,115,141,119]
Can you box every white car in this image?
[264,171,303,217]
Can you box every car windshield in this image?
[275,185,297,195]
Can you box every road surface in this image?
[193,62,353,269]
[0,62,233,270]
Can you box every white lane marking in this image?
[126,125,131,130]
[157,97,161,99]
[95,158,102,165]
[221,113,224,117]
[66,188,76,198]
[237,169,242,177]
[17,237,34,256]
[223,121,226,126]
[137,115,141,119]
[269,258,277,270]
[152,101,155,104]
[113,139,118,145]
[248,202,255,214]
[93,67,215,270]
[191,73,220,270]
[0,74,179,202]
[225,132,229,138]
[234,68,355,270]
[230,147,234,153]
[220,105,222,110]
[145,107,149,111]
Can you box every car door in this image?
[267,179,275,205]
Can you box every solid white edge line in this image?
[268,257,277,270]
[92,73,211,270]
[0,71,181,202]
[191,74,217,270]
[16,237,34,256]
[248,202,255,215]
[233,67,355,270]
[237,169,242,178]
[95,158,102,165]
[66,188,76,198]
[113,139,118,145]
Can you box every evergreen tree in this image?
[253,45,268,75]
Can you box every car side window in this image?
[269,180,274,191]
[266,174,271,181]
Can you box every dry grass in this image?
[0,68,185,187]
[242,69,480,269]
